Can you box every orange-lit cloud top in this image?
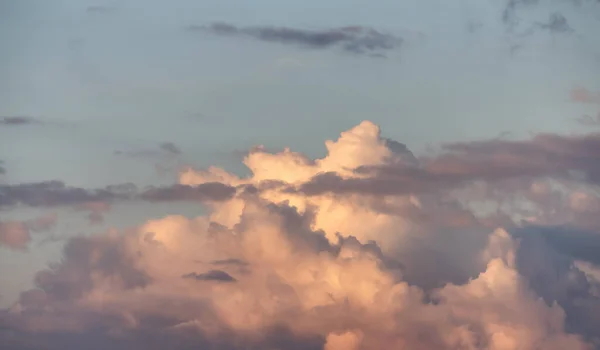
[3,121,600,350]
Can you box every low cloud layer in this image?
[3,121,600,349]
[188,23,403,56]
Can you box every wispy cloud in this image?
[571,87,600,104]
[0,116,39,126]
[537,13,573,34]
[575,113,600,126]
[188,22,403,56]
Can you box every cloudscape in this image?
[1,0,600,349]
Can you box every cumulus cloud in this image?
[4,121,600,349]
[188,23,403,56]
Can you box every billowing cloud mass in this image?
[188,23,403,56]
[3,121,600,349]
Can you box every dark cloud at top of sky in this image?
[188,22,403,56]
[0,116,39,126]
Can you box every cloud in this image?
[75,201,111,224]
[0,161,5,175]
[0,214,56,251]
[0,116,39,126]
[158,142,182,155]
[188,23,403,56]
[182,270,237,283]
[0,181,236,213]
[571,87,600,104]
[0,221,30,250]
[0,181,134,208]
[115,142,184,158]
[139,183,237,202]
[502,0,540,28]
[6,121,600,348]
[537,13,573,34]
[576,113,600,126]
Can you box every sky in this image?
[1,0,600,349]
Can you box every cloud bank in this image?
[3,121,600,349]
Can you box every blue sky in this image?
[2,1,599,188]
[1,0,600,340]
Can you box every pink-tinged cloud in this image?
[570,87,600,104]
[3,121,600,349]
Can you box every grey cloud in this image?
[537,13,573,34]
[296,131,600,197]
[0,161,5,175]
[512,226,600,344]
[115,142,183,157]
[75,202,111,224]
[0,318,324,350]
[576,113,600,126]
[0,181,133,208]
[211,258,249,267]
[502,0,540,28]
[183,270,237,283]
[0,181,236,210]
[158,142,182,155]
[0,116,39,126]
[34,234,152,301]
[140,182,237,202]
[189,22,403,56]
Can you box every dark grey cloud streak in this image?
[0,116,39,126]
[183,270,237,283]
[188,22,403,56]
[0,181,237,209]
